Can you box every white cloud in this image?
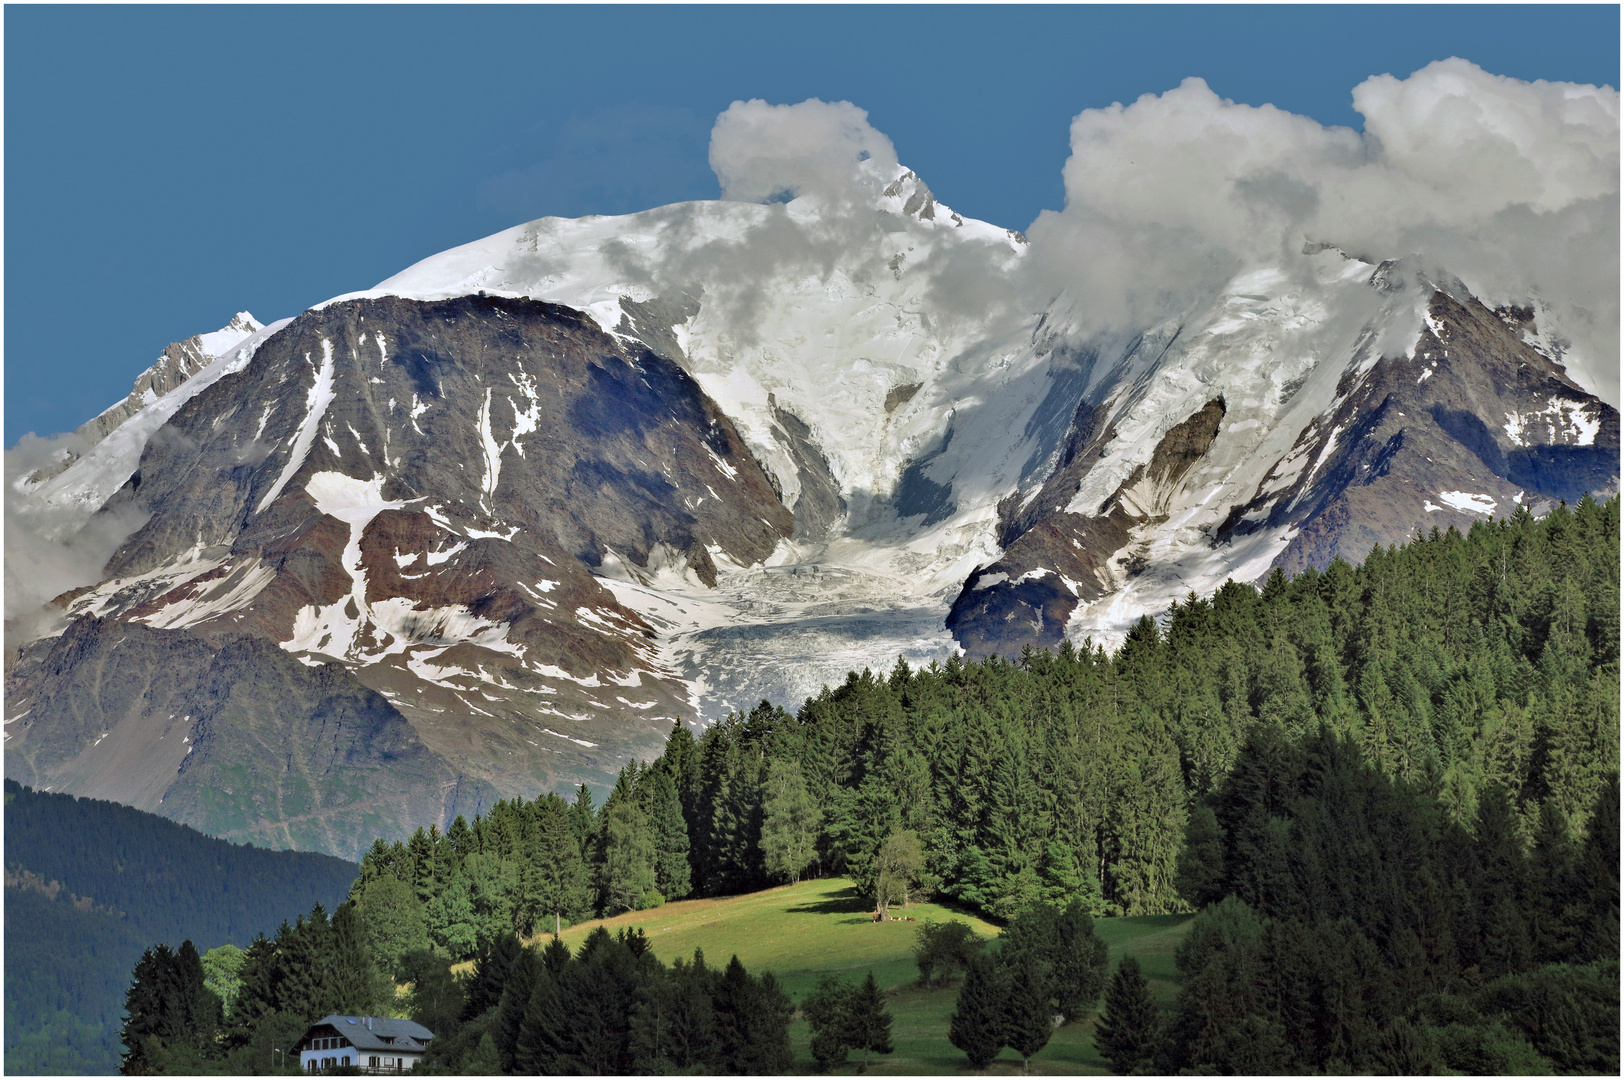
[4,432,149,634]
[710,98,899,205]
[1027,58,1620,402]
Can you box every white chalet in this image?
[293,1015,434,1073]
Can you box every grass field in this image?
[531,878,1192,1075]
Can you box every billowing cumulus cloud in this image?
[1027,58,1619,401]
[710,98,900,205]
[696,66,1616,400]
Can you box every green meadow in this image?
[537,878,1193,1075]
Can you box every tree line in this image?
[337,499,1614,953]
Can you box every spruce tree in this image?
[570,784,598,862]
[400,949,463,1042]
[1094,956,1160,1074]
[848,971,894,1071]
[1003,949,1053,1072]
[1574,773,1621,963]
[329,901,384,1016]
[120,944,172,1074]
[598,793,659,914]
[949,952,1008,1069]
[460,932,520,1022]
[640,767,693,900]
[512,965,560,1074]
[1053,899,1110,1022]
[661,950,718,1071]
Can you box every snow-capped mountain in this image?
[6,162,1615,858]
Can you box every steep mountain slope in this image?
[8,295,792,853]
[5,164,1615,858]
[951,256,1619,656]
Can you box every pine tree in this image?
[460,932,520,1022]
[225,934,280,1040]
[120,944,173,1074]
[400,949,463,1044]
[848,971,894,1071]
[529,792,591,936]
[629,951,714,1072]
[1053,899,1110,1022]
[493,947,542,1072]
[1472,786,1533,977]
[711,955,758,1072]
[1574,773,1621,963]
[570,784,598,862]
[949,952,1008,1069]
[276,906,339,1020]
[1003,949,1053,1072]
[640,767,694,900]
[803,975,856,1071]
[663,950,719,1071]
[463,1031,501,1075]
[329,901,384,1015]
[512,964,560,1074]
[1094,957,1160,1074]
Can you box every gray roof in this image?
[298,1015,435,1053]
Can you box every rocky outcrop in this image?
[1219,288,1618,575]
[951,399,1225,658]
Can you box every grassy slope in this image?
[534,878,1192,1075]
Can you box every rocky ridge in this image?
[5,173,1616,858]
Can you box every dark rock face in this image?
[950,399,1223,659]
[105,295,790,586]
[8,295,793,856]
[950,280,1616,660]
[1221,289,1618,576]
[768,397,846,541]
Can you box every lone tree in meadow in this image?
[1094,956,1160,1074]
[1003,949,1054,1073]
[949,952,1009,1070]
[913,920,984,988]
[873,828,928,916]
[803,971,893,1073]
[803,975,857,1072]
[848,972,894,1071]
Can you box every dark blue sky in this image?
[5,5,1618,441]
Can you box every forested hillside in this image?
[351,497,1617,944]
[4,783,357,1074]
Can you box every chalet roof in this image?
[297,1015,435,1053]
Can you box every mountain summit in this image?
[6,137,1616,858]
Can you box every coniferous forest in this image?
[112,498,1618,1074]
[3,782,357,1075]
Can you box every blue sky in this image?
[5,5,1618,441]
